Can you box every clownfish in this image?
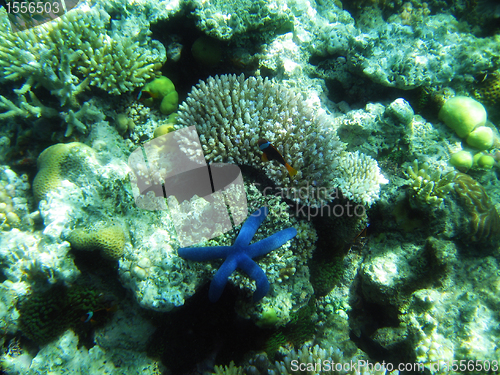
[258,139,298,177]
[81,305,117,325]
[137,90,158,101]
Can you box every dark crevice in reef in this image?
[146,282,265,373]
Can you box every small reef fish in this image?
[258,139,298,177]
[81,306,117,325]
[137,90,157,101]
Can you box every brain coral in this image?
[67,223,127,260]
[452,173,500,243]
[33,142,97,203]
[176,74,345,206]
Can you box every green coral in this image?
[0,7,165,106]
[19,285,110,345]
[405,160,454,206]
[33,142,97,202]
[139,76,178,115]
[451,173,500,242]
[309,257,344,297]
[264,299,317,359]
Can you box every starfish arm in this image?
[234,207,269,247]
[247,227,297,258]
[238,255,269,302]
[178,245,232,261]
[209,256,238,302]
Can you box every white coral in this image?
[333,151,388,206]
[177,74,345,206]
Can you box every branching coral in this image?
[177,74,362,206]
[333,151,388,206]
[0,5,165,106]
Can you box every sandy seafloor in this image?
[1,0,500,374]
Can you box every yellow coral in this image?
[474,71,500,106]
[452,173,500,242]
[405,160,454,205]
[67,223,126,260]
[32,142,96,202]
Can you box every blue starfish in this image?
[178,207,297,302]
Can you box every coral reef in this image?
[178,207,297,302]
[121,180,317,322]
[357,235,500,374]
[0,5,165,103]
[0,166,32,231]
[0,4,165,136]
[18,284,108,345]
[33,142,99,203]
[405,160,454,206]
[474,70,500,106]
[67,222,127,260]
[2,326,163,374]
[191,0,293,41]
[451,172,500,242]
[177,74,386,206]
[176,74,343,206]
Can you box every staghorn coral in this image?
[451,172,500,242]
[67,222,127,260]
[177,74,355,206]
[405,160,454,206]
[0,4,165,121]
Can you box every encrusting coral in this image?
[33,142,98,203]
[67,223,127,260]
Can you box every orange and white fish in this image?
[258,139,298,177]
